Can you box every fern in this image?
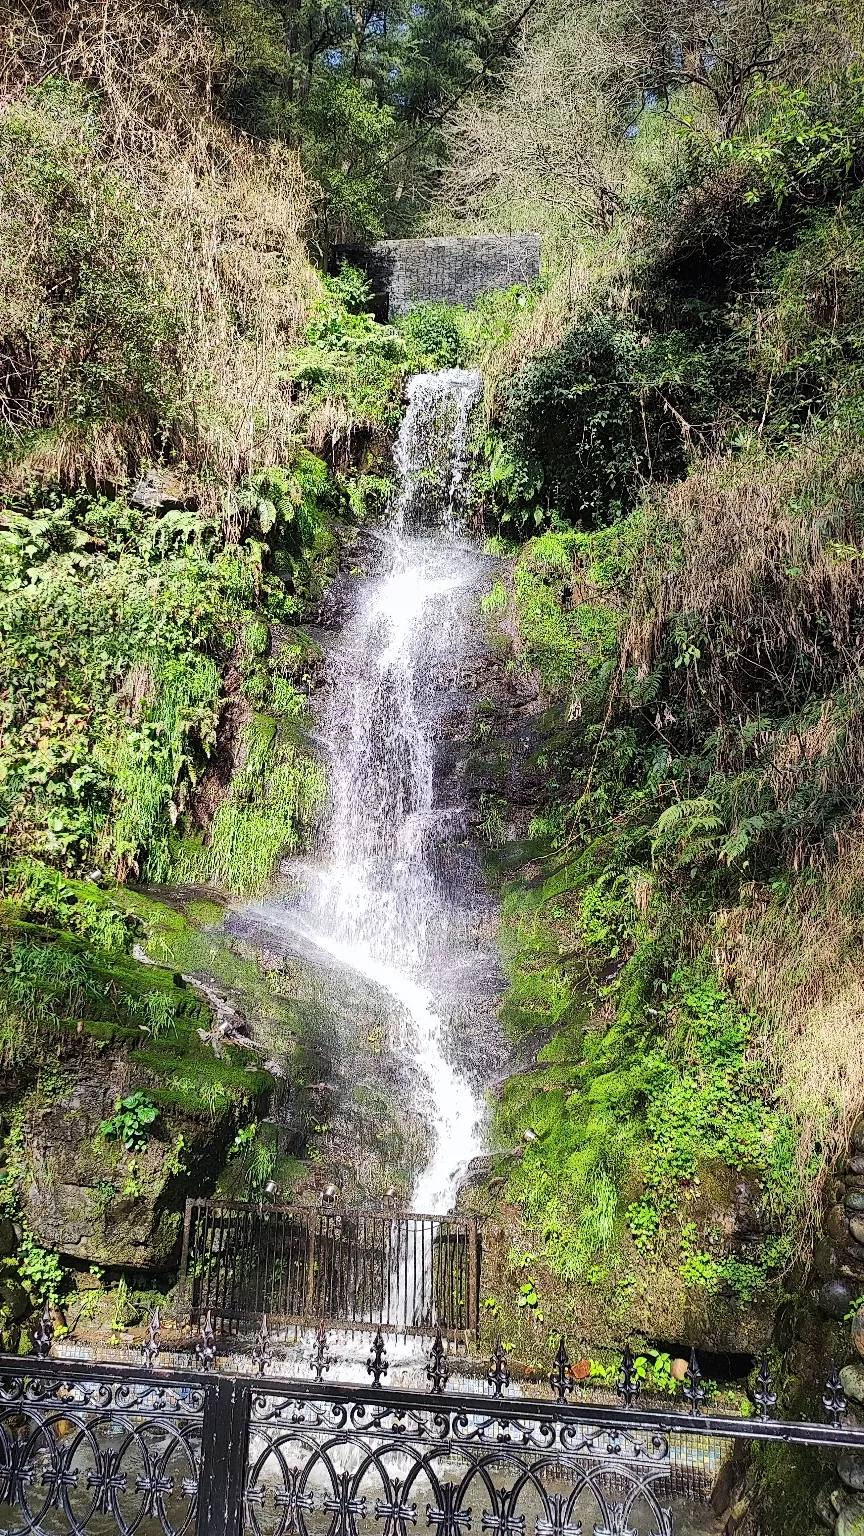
[651,796,724,866]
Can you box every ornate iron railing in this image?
[180,1201,481,1340]
[1,1330,861,1536]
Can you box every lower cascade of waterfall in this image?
[239,368,504,1350]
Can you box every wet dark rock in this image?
[846,1192,864,1212]
[0,1218,15,1258]
[828,1203,850,1240]
[817,1284,854,1320]
[454,1155,501,1214]
[850,1155,864,1175]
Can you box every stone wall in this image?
[333,235,541,318]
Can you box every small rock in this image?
[836,1501,864,1536]
[829,1204,850,1240]
[853,1310,864,1359]
[130,468,187,510]
[0,1281,29,1322]
[850,1156,864,1175]
[840,1455,864,1493]
[841,1363,864,1404]
[852,1218,864,1247]
[847,1192,864,1212]
[670,1357,690,1381]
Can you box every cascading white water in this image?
[276,368,487,1216]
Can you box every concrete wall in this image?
[333,235,541,318]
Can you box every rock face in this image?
[816,1129,864,1321]
[18,1046,230,1270]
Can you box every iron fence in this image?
[180,1201,481,1340]
[1,1334,862,1536]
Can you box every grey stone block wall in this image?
[334,235,541,318]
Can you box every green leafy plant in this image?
[99,1092,159,1152]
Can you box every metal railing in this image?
[0,1329,859,1536]
[180,1200,481,1339]
[0,1332,859,1536]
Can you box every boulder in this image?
[841,1364,864,1404]
[0,1217,16,1258]
[17,1050,235,1270]
[840,1455,864,1494]
[847,1193,864,1213]
[820,1279,861,1320]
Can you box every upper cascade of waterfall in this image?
[392,368,483,532]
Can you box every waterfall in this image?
[244,368,496,1228]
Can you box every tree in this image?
[199,0,533,240]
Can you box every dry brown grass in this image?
[0,0,320,504]
[616,433,864,1231]
[717,840,864,1229]
[622,436,864,675]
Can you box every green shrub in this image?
[496,318,689,531]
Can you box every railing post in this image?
[178,1198,196,1321]
[467,1219,480,1341]
[199,1376,248,1536]
[305,1211,318,1315]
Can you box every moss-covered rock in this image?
[18,1045,232,1268]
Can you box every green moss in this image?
[108,886,289,1016]
[0,869,287,1122]
[185,898,225,927]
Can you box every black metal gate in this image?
[180,1201,481,1339]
